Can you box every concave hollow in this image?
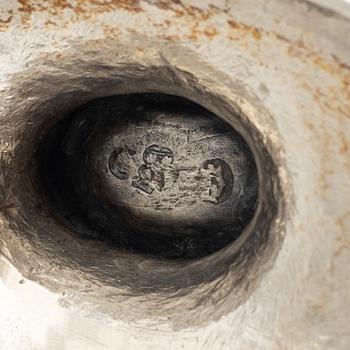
[38,93,258,259]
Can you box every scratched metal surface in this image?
[0,0,349,349]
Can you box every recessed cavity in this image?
[37,93,258,259]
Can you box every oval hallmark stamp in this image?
[109,144,234,205]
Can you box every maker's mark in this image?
[108,144,233,205]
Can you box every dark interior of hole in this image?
[36,93,258,259]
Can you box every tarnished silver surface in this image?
[39,94,257,258]
[101,110,243,233]
[0,0,349,349]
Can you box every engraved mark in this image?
[131,144,174,194]
[109,144,234,205]
[108,147,130,180]
[200,158,233,204]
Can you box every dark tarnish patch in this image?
[0,203,17,212]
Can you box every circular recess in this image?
[38,94,258,259]
[0,57,288,328]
